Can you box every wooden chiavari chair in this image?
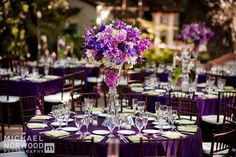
[48,137,94,157]
[223,105,236,130]
[202,128,236,157]
[0,103,4,141]
[202,91,236,125]
[20,95,44,131]
[0,75,19,128]
[140,137,183,157]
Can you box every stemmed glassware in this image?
[142,113,148,130]
[107,116,116,137]
[83,114,91,135]
[132,98,138,112]
[74,115,84,135]
[217,78,226,90]
[135,116,144,136]
[137,101,145,115]
[155,102,160,117]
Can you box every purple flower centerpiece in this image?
[84,21,151,114]
[178,22,214,58]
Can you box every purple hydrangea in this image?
[178,22,214,53]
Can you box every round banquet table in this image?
[6,75,64,96]
[25,115,203,157]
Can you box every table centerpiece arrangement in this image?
[84,21,151,114]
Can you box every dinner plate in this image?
[154,125,172,129]
[117,130,136,135]
[148,117,156,121]
[152,121,169,125]
[63,118,73,122]
[92,130,110,135]
[97,113,107,118]
[142,129,160,134]
[154,89,166,93]
[51,122,67,127]
[62,127,78,132]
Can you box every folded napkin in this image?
[177,125,197,133]
[32,78,48,82]
[142,91,159,96]
[203,94,218,99]
[122,108,135,114]
[9,76,21,81]
[127,136,147,143]
[27,123,47,129]
[162,131,186,139]
[131,87,144,92]
[175,119,195,125]
[92,107,103,113]
[31,115,52,120]
[224,86,235,90]
[44,130,70,138]
[83,134,104,143]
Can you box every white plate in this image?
[117,130,136,135]
[154,125,172,129]
[152,121,168,125]
[63,118,73,122]
[154,89,166,93]
[51,122,67,127]
[97,113,107,118]
[195,92,204,96]
[144,86,154,90]
[62,127,78,132]
[142,129,160,134]
[148,117,156,121]
[92,130,110,135]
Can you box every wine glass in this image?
[217,78,226,90]
[132,98,138,112]
[170,109,177,130]
[142,113,148,130]
[137,101,145,115]
[83,114,91,135]
[107,116,116,137]
[74,115,84,135]
[160,105,168,118]
[44,64,50,75]
[135,116,144,136]
[155,102,160,116]
[115,114,122,131]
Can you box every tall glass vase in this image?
[104,67,122,114]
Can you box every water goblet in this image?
[135,116,144,136]
[107,116,116,137]
[132,98,138,112]
[83,114,91,135]
[137,101,145,115]
[74,115,84,135]
[142,113,148,129]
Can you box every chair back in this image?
[49,137,94,157]
[0,103,4,141]
[216,91,236,123]
[72,92,99,112]
[72,70,85,94]
[0,75,10,100]
[223,105,236,130]
[61,73,75,100]
[210,129,235,157]
[119,93,148,112]
[140,137,182,157]
[20,95,44,128]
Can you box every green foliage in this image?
[142,47,174,64]
[172,67,182,85]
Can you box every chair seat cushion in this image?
[0,140,26,151]
[201,115,224,125]
[202,142,229,156]
[0,151,27,157]
[0,96,19,103]
[74,80,85,86]
[87,77,102,83]
[44,92,71,103]
[179,115,197,121]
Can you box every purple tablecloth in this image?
[25,117,203,157]
[6,77,63,96]
[146,95,218,116]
